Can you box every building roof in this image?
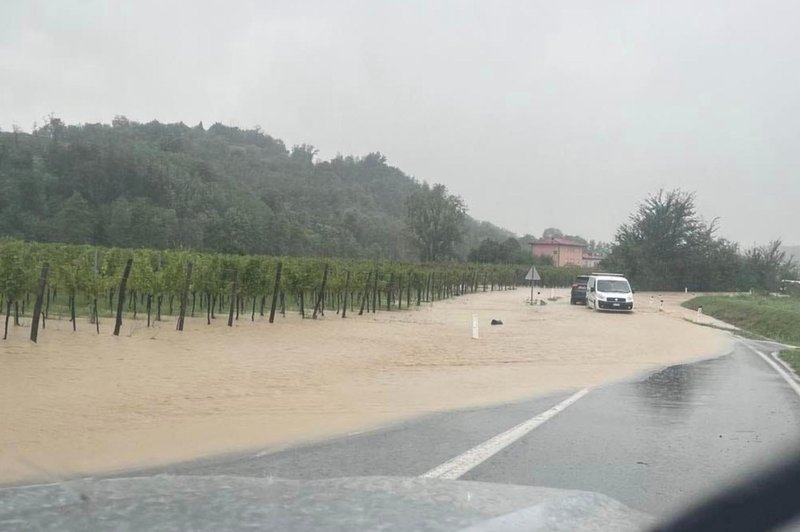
[530,238,586,248]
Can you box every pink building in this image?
[530,238,586,267]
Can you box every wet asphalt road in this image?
[130,339,800,518]
[461,340,800,515]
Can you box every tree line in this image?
[0,117,512,261]
[601,189,798,292]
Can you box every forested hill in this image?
[0,118,512,260]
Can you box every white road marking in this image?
[746,344,800,399]
[420,388,590,480]
[771,351,800,378]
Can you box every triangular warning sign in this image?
[525,266,541,281]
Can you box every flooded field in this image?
[0,288,731,484]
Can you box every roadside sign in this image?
[525,266,541,282]
[526,266,541,305]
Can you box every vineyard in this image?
[0,240,593,342]
[0,239,541,342]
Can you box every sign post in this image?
[525,266,541,304]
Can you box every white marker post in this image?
[696,306,703,323]
[472,314,479,339]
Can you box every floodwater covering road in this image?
[129,338,800,518]
[0,288,729,485]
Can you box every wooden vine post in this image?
[113,258,133,336]
[341,270,351,318]
[68,291,76,331]
[227,270,238,327]
[312,263,329,319]
[176,261,193,331]
[29,262,49,343]
[386,272,394,311]
[3,299,12,340]
[268,261,282,323]
[372,271,378,313]
[358,271,371,316]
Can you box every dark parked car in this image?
[570,275,590,304]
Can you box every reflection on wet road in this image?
[635,358,712,413]
[463,341,800,516]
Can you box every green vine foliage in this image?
[0,239,525,331]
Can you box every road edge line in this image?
[745,344,800,399]
[419,388,590,480]
[771,351,800,381]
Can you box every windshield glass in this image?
[3,2,800,530]
[597,279,631,293]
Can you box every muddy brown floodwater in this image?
[0,288,731,484]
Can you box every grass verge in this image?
[682,295,800,346]
[780,349,800,375]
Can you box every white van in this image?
[586,273,634,311]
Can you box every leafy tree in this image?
[405,183,467,262]
[563,234,588,245]
[290,144,317,165]
[468,237,529,264]
[112,115,131,128]
[603,189,796,292]
[604,189,718,290]
[468,239,505,263]
[740,240,797,292]
[541,227,564,239]
[457,219,516,258]
[55,192,94,244]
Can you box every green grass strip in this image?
[682,295,800,346]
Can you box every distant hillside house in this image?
[530,238,586,267]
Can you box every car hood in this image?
[0,474,653,531]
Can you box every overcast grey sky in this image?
[2,0,798,245]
